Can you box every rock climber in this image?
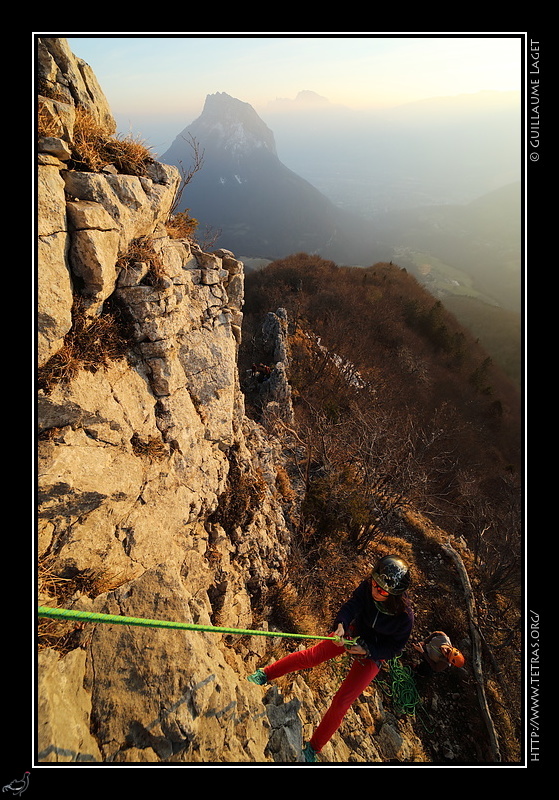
[247,554,414,762]
[412,630,465,676]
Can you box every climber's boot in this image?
[302,742,318,762]
[247,668,268,685]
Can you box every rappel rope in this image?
[37,606,358,647]
[38,606,434,730]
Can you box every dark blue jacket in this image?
[333,578,414,662]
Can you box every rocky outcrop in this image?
[247,308,295,429]
[37,36,293,764]
[36,38,427,765]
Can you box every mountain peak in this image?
[160,91,361,260]
[293,90,330,104]
[188,92,277,156]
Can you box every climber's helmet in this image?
[371,555,411,596]
[447,647,465,668]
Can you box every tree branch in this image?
[441,540,501,762]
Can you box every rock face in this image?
[36,38,426,764]
[37,37,291,764]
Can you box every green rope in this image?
[376,655,435,732]
[37,606,357,646]
[386,656,422,715]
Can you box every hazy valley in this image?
[161,90,522,383]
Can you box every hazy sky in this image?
[63,34,524,155]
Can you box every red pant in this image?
[264,637,380,752]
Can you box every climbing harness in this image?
[37,606,358,647]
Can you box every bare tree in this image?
[168,133,205,217]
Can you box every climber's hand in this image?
[332,623,346,646]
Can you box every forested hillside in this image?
[239,253,522,762]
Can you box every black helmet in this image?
[372,555,410,595]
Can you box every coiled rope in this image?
[377,654,434,732]
[37,606,357,646]
[381,655,422,715]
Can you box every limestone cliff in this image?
[36,38,427,765]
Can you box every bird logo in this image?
[2,773,30,796]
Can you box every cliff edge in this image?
[37,37,302,763]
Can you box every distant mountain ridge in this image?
[178,92,277,157]
[265,89,521,215]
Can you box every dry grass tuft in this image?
[209,447,267,535]
[38,615,84,655]
[275,466,295,501]
[39,557,74,606]
[268,580,325,641]
[130,432,168,461]
[165,210,199,241]
[38,296,130,395]
[71,106,154,176]
[38,98,62,138]
[37,558,86,654]
[117,236,168,290]
[38,556,131,653]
